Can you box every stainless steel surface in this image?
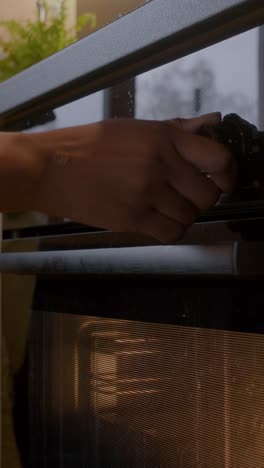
[0,0,263,129]
[0,242,263,277]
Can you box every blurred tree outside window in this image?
[136,28,258,126]
[0,0,96,82]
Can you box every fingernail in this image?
[205,112,222,118]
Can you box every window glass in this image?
[4,26,262,232]
[136,28,259,126]
[26,91,104,133]
[24,27,261,134]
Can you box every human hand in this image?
[30,113,236,242]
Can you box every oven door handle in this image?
[0,242,263,277]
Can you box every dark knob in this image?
[199,113,264,193]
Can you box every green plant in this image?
[0,1,96,82]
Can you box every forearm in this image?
[0,125,97,217]
[0,132,45,213]
[26,125,98,220]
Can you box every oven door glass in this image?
[26,278,264,468]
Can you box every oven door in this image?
[2,241,263,468]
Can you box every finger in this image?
[167,113,237,192]
[154,184,199,226]
[162,144,221,212]
[169,129,232,173]
[167,112,222,133]
[139,209,185,243]
[207,161,237,193]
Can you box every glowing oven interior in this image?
[30,312,264,467]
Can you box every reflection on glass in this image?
[26,27,260,135]
[136,28,259,126]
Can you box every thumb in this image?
[169,112,222,133]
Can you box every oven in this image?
[18,268,264,467]
[1,234,264,468]
[1,1,264,467]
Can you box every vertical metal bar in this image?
[104,79,135,119]
[259,25,264,130]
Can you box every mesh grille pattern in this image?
[29,313,264,468]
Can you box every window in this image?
[136,28,259,126]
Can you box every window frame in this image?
[0,0,263,130]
